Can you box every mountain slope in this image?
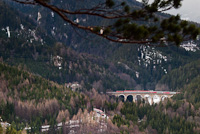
[157,59,200,90]
[0,61,89,133]
[1,0,200,92]
[0,2,138,91]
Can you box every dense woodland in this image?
[0,62,88,133]
[1,0,200,133]
[159,59,200,90]
[1,61,200,133]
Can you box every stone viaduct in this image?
[107,90,179,105]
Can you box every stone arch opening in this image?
[144,94,152,104]
[153,95,161,104]
[161,95,167,101]
[136,95,142,102]
[118,95,125,102]
[126,95,133,102]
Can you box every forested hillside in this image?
[1,61,200,134]
[1,0,200,133]
[158,59,200,90]
[0,1,136,91]
[1,0,200,92]
[183,76,200,109]
[0,62,90,133]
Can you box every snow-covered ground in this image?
[1,23,45,45]
[138,46,168,74]
[181,41,200,52]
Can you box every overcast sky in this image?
[136,0,200,23]
[167,0,200,23]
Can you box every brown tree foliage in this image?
[56,109,70,123]
[14,98,60,120]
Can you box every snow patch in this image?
[52,55,63,70]
[164,69,167,74]
[6,26,10,38]
[29,29,38,41]
[118,62,131,70]
[136,71,139,78]
[51,12,54,17]
[20,24,24,30]
[51,30,55,36]
[137,46,169,74]
[37,12,42,22]
[74,18,79,23]
[100,29,103,34]
[138,46,168,66]
[64,33,68,39]
[181,41,199,52]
